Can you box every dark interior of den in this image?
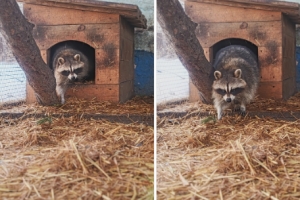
[212,38,258,62]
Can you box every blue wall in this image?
[296,47,300,91]
[134,50,154,96]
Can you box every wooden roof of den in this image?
[18,0,147,28]
[187,0,300,24]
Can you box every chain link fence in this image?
[0,3,26,105]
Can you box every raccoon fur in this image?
[53,47,93,104]
[212,45,259,120]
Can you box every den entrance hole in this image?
[49,40,95,82]
[212,38,258,62]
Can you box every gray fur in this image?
[53,49,90,104]
[212,45,260,119]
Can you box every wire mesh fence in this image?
[156,0,189,105]
[0,62,26,104]
[0,3,26,105]
[156,58,189,104]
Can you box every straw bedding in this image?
[0,97,154,199]
[157,94,300,199]
[1,96,154,116]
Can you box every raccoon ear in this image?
[234,69,242,78]
[58,57,65,65]
[74,54,81,61]
[214,71,222,80]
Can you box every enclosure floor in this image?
[1,96,154,126]
[0,97,154,199]
[157,93,300,199]
[158,92,300,121]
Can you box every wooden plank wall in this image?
[119,17,135,102]
[24,3,135,103]
[282,14,296,99]
[185,1,296,101]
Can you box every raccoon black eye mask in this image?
[230,87,244,95]
[61,70,70,76]
[73,68,83,74]
[215,87,244,96]
[61,68,83,76]
[215,89,226,95]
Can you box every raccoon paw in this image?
[233,107,241,112]
[240,110,246,116]
[239,106,246,116]
[60,96,65,104]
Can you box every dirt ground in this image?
[157,94,300,199]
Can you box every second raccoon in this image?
[212,45,259,120]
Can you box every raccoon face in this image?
[213,69,246,103]
[56,54,84,81]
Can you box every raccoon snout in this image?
[226,98,232,103]
[70,76,76,81]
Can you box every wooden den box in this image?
[185,0,300,101]
[20,0,146,103]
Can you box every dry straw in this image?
[0,97,154,199]
[157,94,300,199]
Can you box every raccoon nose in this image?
[70,76,76,81]
[226,98,232,103]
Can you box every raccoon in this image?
[212,45,259,120]
[53,47,92,104]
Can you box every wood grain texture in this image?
[26,83,37,103]
[282,77,296,99]
[32,24,120,50]
[95,48,120,84]
[19,0,147,28]
[282,35,295,59]
[20,0,139,10]
[189,81,201,102]
[120,17,134,41]
[120,60,134,83]
[119,17,134,84]
[185,1,282,23]
[257,81,282,99]
[119,80,134,103]
[27,83,120,103]
[282,38,296,81]
[195,21,282,48]
[258,46,282,82]
[282,13,296,38]
[66,84,119,102]
[24,4,119,26]
[282,16,296,99]
[120,38,134,62]
[186,0,300,24]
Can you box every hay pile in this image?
[157,96,300,199]
[0,97,153,199]
[1,96,154,115]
